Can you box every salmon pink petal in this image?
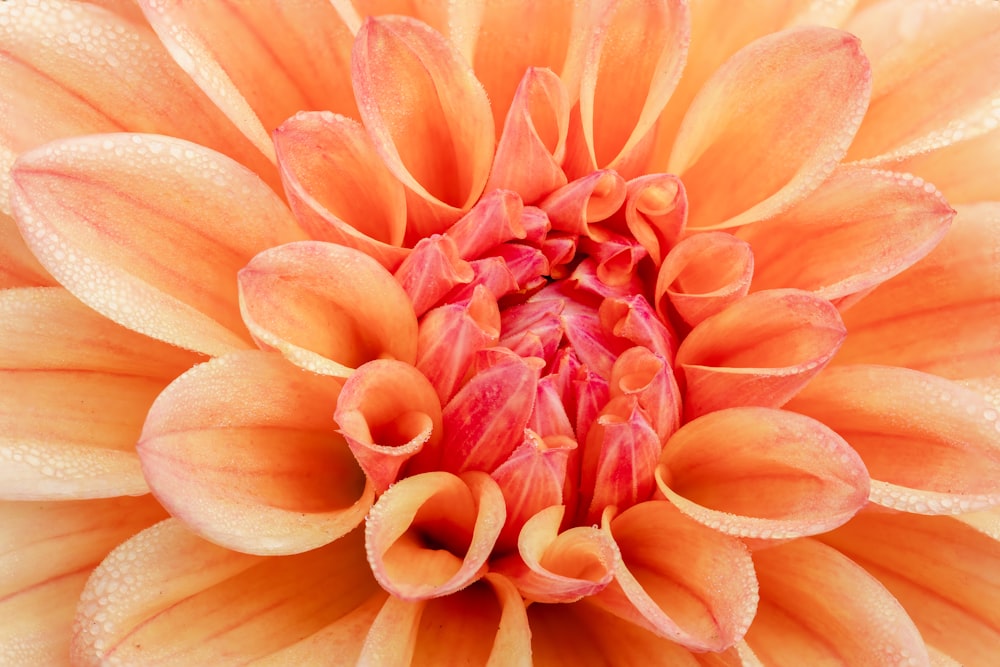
[364,471,505,600]
[740,166,954,302]
[138,351,373,555]
[274,111,408,269]
[352,16,494,237]
[540,169,627,238]
[820,510,1000,666]
[0,213,54,288]
[238,241,418,377]
[787,365,1000,514]
[11,134,306,357]
[888,125,1000,204]
[657,408,869,540]
[335,359,443,494]
[746,538,928,666]
[836,203,1000,379]
[620,174,687,266]
[591,501,758,651]
[846,0,1000,163]
[600,295,679,364]
[72,521,383,666]
[608,346,681,443]
[446,190,526,260]
[656,232,754,328]
[393,235,474,316]
[357,573,531,667]
[676,289,846,419]
[138,0,357,161]
[668,27,871,230]
[0,497,166,665]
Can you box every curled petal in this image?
[657,408,869,540]
[746,538,928,666]
[656,231,754,328]
[446,189,526,260]
[12,134,306,357]
[608,346,681,443]
[335,360,443,494]
[600,295,678,364]
[621,174,687,266]
[364,471,505,600]
[669,27,871,229]
[138,351,373,555]
[239,241,417,377]
[446,256,521,303]
[676,289,846,419]
[787,365,1000,514]
[394,235,474,316]
[540,169,627,238]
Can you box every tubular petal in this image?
[657,407,869,540]
[393,235,474,316]
[591,501,758,651]
[138,0,357,161]
[820,511,1000,666]
[608,346,681,442]
[620,173,687,266]
[11,134,306,357]
[787,365,1000,514]
[600,295,679,364]
[668,27,871,230]
[138,351,373,556]
[540,169,627,238]
[836,203,1000,379]
[72,520,381,666]
[746,538,929,666]
[238,241,418,377]
[740,166,954,301]
[364,471,505,600]
[675,289,846,419]
[0,497,166,666]
[445,189,526,261]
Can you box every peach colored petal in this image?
[888,125,1000,204]
[274,111,408,269]
[138,351,373,555]
[12,134,306,357]
[590,501,758,652]
[445,189,526,260]
[540,169,627,238]
[746,538,928,666]
[619,173,687,266]
[676,289,846,419]
[656,232,754,328]
[608,346,681,442]
[335,359,443,494]
[352,15,494,237]
[72,520,382,666]
[657,407,869,540]
[668,27,871,230]
[364,471,505,600]
[357,573,531,667]
[787,365,1000,514]
[0,497,166,665]
[0,212,54,288]
[740,166,954,302]
[137,0,357,161]
[846,0,1000,163]
[238,241,417,377]
[393,234,474,316]
[836,203,1000,379]
[821,510,1000,666]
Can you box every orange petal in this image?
[836,203,1000,379]
[137,0,357,161]
[657,407,869,540]
[668,27,871,230]
[746,537,928,666]
[540,169,627,238]
[740,166,954,302]
[72,520,383,666]
[138,351,373,555]
[274,111,408,269]
[238,241,417,377]
[352,16,494,236]
[887,125,1000,204]
[393,234,474,316]
[675,289,846,419]
[599,294,679,364]
[591,501,758,652]
[0,211,54,288]
[364,471,505,600]
[609,346,681,442]
[11,134,306,357]
[0,496,166,665]
[787,365,1000,514]
[620,174,687,266]
[821,510,1000,666]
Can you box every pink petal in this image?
[657,407,869,540]
[787,365,1000,514]
[393,234,474,316]
[619,174,687,266]
[676,289,846,419]
[238,241,417,377]
[746,538,928,666]
[445,189,526,260]
[540,169,627,238]
[138,351,373,555]
[11,134,306,357]
[608,346,681,443]
[599,294,679,364]
[668,27,871,230]
[364,471,505,600]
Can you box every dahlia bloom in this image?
[2,0,999,664]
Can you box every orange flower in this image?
[2,0,999,664]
